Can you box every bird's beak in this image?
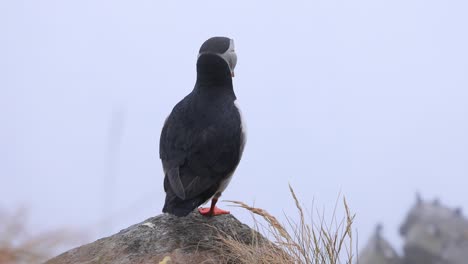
[231,71,235,78]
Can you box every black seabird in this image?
[160,37,245,217]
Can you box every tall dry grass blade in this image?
[224,188,356,264]
[227,201,293,243]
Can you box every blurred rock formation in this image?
[359,195,468,264]
[359,224,401,264]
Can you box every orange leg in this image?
[198,197,230,216]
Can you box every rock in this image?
[359,195,468,264]
[400,196,468,264]
[358,224,402,264]
[45,211,266,264]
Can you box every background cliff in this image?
[358,196,468,264]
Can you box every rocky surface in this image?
[46,211,265,264]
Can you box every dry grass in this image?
[216,185,356,264]
[0,208,80,264]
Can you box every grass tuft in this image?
[217,185,356,264]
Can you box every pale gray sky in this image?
[1,0,467,253]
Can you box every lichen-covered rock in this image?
[45,211,264,264]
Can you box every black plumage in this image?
[160,37,244,217]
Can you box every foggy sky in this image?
[1,0,467,252]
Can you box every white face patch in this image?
[198,39,237,76]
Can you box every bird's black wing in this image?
[160,96,242,200]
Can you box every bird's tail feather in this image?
[162,194,203,217]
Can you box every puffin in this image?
[159,37,245,217]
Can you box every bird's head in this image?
[198,37,237,78]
